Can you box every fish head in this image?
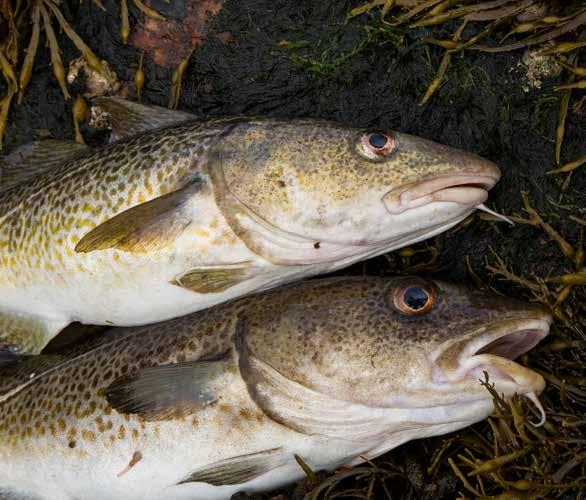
[237,277,550,449]
[210,119,501,265]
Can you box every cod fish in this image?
[0,276,550,500]
[0,98,503,354]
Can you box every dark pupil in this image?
[403,287,429,310]
[369,133,388,149]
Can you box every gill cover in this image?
[236,323,422,440]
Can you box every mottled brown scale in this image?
[0,298,242,455]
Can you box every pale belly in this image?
[0,378,365,500]
[0,259,319,327]
[0,436,326,500]
[0,234,265,326]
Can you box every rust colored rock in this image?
[130,0,224,68]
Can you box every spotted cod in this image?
[0,98,503,355]
[0,276,550,500]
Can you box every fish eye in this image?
[393,285,435,315]
[359,132,395,160]
[369,133,388,148]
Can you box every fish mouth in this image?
[383,174,500,215]
[458,317,550,389]
[432,314,551,423]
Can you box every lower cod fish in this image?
[0,276,550,500]
[0,98,506,355]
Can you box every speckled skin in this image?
[0,277,549,500]
[0,120,239,353]
[0,116,500,353]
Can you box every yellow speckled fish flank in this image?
[0,277,550,500]
[0,98,502,354]
[0,122,226,284]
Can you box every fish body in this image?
[0,99,501,354]
[0,277,550,500]
[0,120,258,346]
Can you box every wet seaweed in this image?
[0,0,169,148]
[0,0,111,147]
[300,0,586,167]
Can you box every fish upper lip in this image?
[459,316,551,361]
[383,173,500,215]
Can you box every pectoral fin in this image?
[75,177,207,253]
[0,140,89,192]
[92,97,197,141]
[178,447,288,486]
[105,358,228,421]
[0,311,68,356]
[172,263,255,294]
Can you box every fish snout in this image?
[445,147,502,180]
[382,136,501,215]
[427,312,551,424]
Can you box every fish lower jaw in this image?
[458,320,550,397]
[461,363,547,428]
[426,317,551,420]
[433,317,550,388]
[382,174,497,215]
[423,361,545,424]
[460,354,546,396]
[452,362,547,428]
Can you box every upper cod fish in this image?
[0,98,503,354]
[0,276,550,500]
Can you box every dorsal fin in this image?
[0,354,67,397]
[92,97,197,141]
[0,139,89,192]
